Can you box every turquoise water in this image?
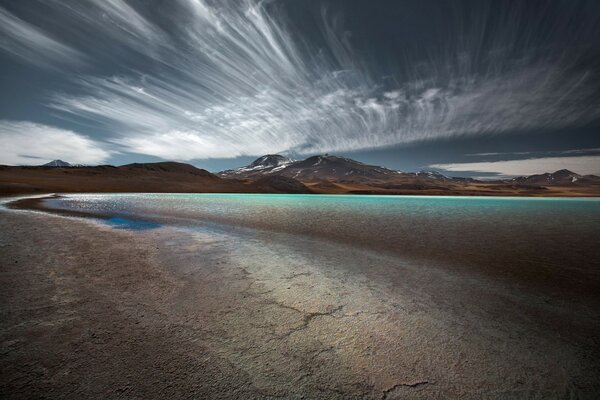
[45,193,600,226]
[44,194,599,246]
[44,194,600,253]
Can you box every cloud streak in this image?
[466,148,600,157]
[0,121,110,165]
[430,156,600,177]
[0,6,86,69]
[1,0,599,161]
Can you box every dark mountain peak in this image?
[249,154,293,169]
[552,169,579,178]
[43,160,71,167]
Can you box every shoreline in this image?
[2,188,600,198]
[7,193,600,303]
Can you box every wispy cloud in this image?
[0,6,86,69]
[0,121,110,165]
[430,156,600,177]
[52,0,169,59]
[0,1,599,161]
[466,148,600,157]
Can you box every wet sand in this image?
[1,202,600,399]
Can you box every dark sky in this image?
[0,0,599,177]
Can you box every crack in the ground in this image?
[282,272,313,280]
[260,302,345,339]
[338,310,387,318]
[303,305,345,326]
[382,381,432,399]
[280,305,345,338]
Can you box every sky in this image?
[0,0,599,177]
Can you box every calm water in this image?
[43,193,600,299]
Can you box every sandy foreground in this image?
[1,206,599,399]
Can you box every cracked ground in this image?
[1,210,599,399]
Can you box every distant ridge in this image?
[511,169,600,186]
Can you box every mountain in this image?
[510,169,600,186]
[0,161,310,195]
[220,154,294,178]
[43,160,71,167]
[220,154,402,182]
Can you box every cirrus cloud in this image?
[0,1,599,162]
[0,6,86,69]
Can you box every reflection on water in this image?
[104,216,161,231]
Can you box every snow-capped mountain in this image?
[279,155,402,182]
[219,154,294,178]
[42,160,71,167]
[219,154,402,181]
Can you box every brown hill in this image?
[0,162,311,195]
